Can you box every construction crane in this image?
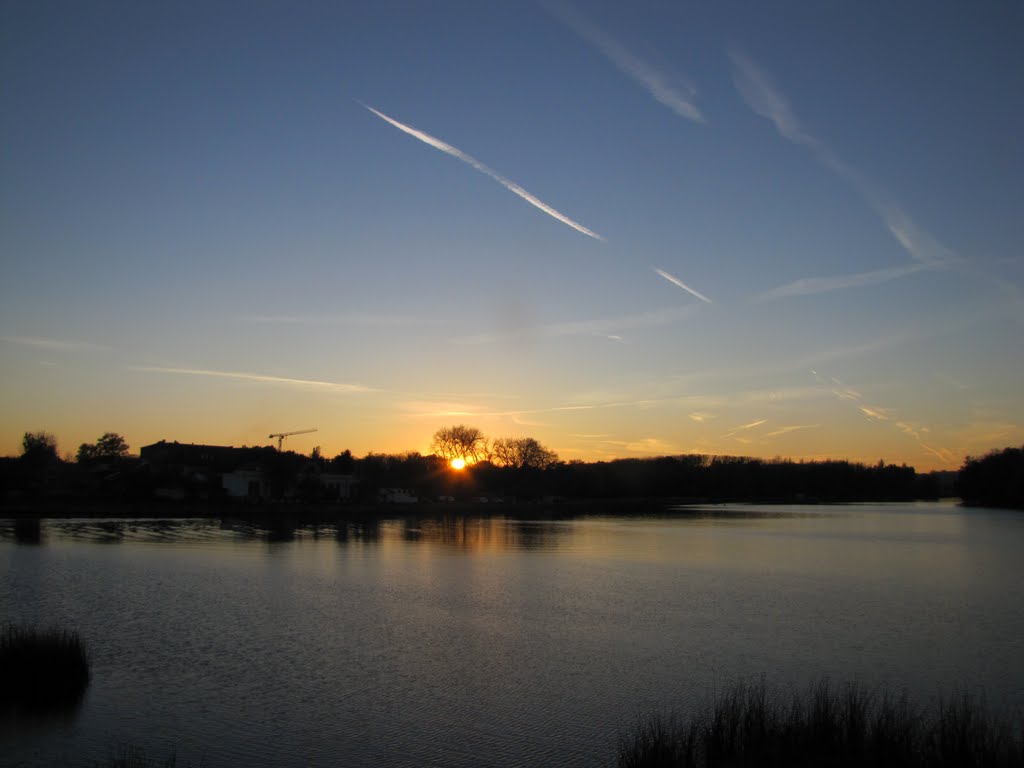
[268,428,317,451]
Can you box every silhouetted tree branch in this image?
[490,437,558,470]
[431,425,486,465]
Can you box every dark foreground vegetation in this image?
[619,679,1024,768]
[0,624,90,713]
[69,680,1024,767]
[96,745,193,768]
[958,446,1024,509]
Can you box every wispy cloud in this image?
[958,420,1019,450]
[689,411,716,423]
[881,207,962,267]
[361,103,604,241]
[729,47,812,147]
[131,366,371,393]
[729,47,962,295]
[758,265,925,301]
[398,401,486,419]
[452,305,697,345]
[817,370,955,465]
[597,436,681,455]
[934,372,970,391]
[2,335,112,352]
[724,419,767,438]
[764,424,819,438]
[546,1,704,124]
[858,405,892,421]
[398,394,678,421]
[654,268,713,303]
[242,313,421,327]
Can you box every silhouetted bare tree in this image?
[490,437,558,469]
[430,425,486,465]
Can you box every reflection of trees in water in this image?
[2,513,569,549]
[408,515,565,552]
[263,517,296,542]
[334,519,381,544]
[513,521,570,549]
[668,505,827,520]
[53,520,126,543]
[13,517,43,544]
[401,519,422,542]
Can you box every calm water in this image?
[2,502,1023,767]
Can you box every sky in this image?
[2,1,1022,471]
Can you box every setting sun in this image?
[450,458,466,470]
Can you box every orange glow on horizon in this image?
[450,457,466,470]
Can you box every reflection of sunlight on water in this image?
[0,505,985,582]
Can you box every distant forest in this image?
[957,446,1024,509]
[6,429,1017,508]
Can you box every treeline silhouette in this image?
[427,454,933,503]
[538,455,930,502]
[5,429,1012,507]
[957,446,1024,509]
[264,450,938,504]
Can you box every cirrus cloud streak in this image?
[545,1,704,124]
[362,104,604,241]
[131,366,371,393]
[654,268,713,303]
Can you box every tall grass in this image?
[96,744,186,768]
[0,624,91,711]
[618,679,1024,768]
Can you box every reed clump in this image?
[97,744,185,768]
[618,679,1024,768]
[0,624,91,711]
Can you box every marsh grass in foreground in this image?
[96,744,201,768]
[618,680,1024,768]
[0,624,90,712]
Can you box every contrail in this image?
[728,47,963,285]
[724,418,767,438]
[2,335,113,352]
[764,424,819,438]
[362,103,604,241]
[816,370,955,466]
[132,366,371,393]
[758,264,925,301]
[451,305,697,345]
[545,1,704,124]
[654,268,713,303]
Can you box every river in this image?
[2,501,1023,766]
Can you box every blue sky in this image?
[2,1,1021,469]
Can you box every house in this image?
[378,487,418,504]
[320,472,355,501]
[222,468,268,500]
